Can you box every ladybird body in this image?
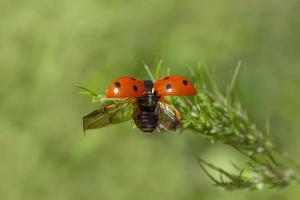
[133,80,160,132]
[106,76,146,98]
[153,75,197,96]
[83,75,197,133]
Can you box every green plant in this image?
[167,63,300,190]
[80,62,300,190]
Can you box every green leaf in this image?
[155,60,163,80]
[143,63,155,81]
[77,85,98,97]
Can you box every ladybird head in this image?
[143,80,154,95]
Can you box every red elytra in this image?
[106,75,197,98]
[106,76,146,98]
[153,75,197,96]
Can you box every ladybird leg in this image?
[104,98,134,111]
[105,104,117,110]
[160,97,182,120]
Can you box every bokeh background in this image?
[1,0,300,199]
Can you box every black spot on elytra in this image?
[133,85,138,92]
[115,82,121,87]
[164,77,170,80]
[182,80,188,85]
[166,84,172,91]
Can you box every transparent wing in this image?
[155,101,182,131]
[83,98,135,132]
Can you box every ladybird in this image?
[83,75,197,133]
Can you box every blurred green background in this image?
[1,0,300,199]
